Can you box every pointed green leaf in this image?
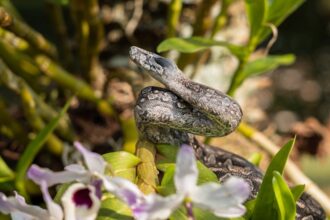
[97,197,133,220]
[251,139,295,220]
[290,184,305,202]
[0,156,14,181]
[158,161,218,196]
[233,54,295,90]
[157,37,245,57]
[15,98,72,196]
[103,151,140,181]
[245,0,268,44]
[272,171,296,220]
[258,0,305,43]
[248,153,262,167]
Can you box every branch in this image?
[238,122,330,215]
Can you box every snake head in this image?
[129,46,181,84]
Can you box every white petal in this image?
[133,194,183,220]
[174,145,198,195]
[61,183,100,220]
[101,176,145,206]
[190,177,250,218]
[0,192,50,219]
[28,164,87,187]
[40,181,63,220]
[74,142,107,174]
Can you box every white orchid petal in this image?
[40,181,63,220]
[28,164,87,187]
[174,145,198,195]
[74,142,106,174]
[0,192,50,219]
[133,194,183,220]
[190,177,250,218]
[61,183,100,220]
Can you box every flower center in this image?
[72,188,93,208]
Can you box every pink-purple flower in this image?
[0,142,250,220]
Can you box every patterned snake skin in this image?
[129,46,326,219]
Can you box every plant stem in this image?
[69,0,104,87]
[238,122,330,215]
[135,138,159,194]
[166,0,182,38]
[0,57,75,141]
[46,1,73,69]
[177,0,218,70]
[0,7,57,58]
[185,200,195,220]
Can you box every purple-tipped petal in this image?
[74,142,106,174]
[132,194,183,220]
[39,181,63,220]
[28,164,87,187]
[174,144,198,195]
[61,183,100,220]
[190,176,250,218]
[0,192,50,219]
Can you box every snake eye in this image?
[154,57,174,69]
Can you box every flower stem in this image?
[185,200,195,220]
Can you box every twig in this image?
[46,1,73,69]
[177,0,218,70]
[238,122,330,215]
[126,0,144,37]
[0,55,75,141]
[0,7,57,58]
[166,0,182,38]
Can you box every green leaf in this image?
[158,161,218,196]
[103,151,140,181]
[290,184,305,202]
[233,54,295,90]
[0,156,14,181]
[157,37,245,57]
[248,153,262,167]
[97,196,133,220]
[272,171,296,220]
[251,139,295,220]
[156,144,179,162]
[15,98,72,196]
[245,0,268,44]
[258,0,305,42]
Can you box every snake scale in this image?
[129,46,326,219]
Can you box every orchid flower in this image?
[101,145,251,220]
[173,145,251,218]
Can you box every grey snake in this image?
[129,46,326,219]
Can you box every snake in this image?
[129,46,326,220]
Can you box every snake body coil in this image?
[129,46,325,219]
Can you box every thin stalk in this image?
[0,98,27,143]
[69,0,104,87]
[136,138,159,194]
[177,0,218,70]
[185,200,195,220]
[20,83,63,155]
[166,0,182,38]
[0,58,75,141]
[0,7,57,58]
[191,0,232,79]
[46,1,73,69]
[238,122,330,215]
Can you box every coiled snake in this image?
[129,46,325,219]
